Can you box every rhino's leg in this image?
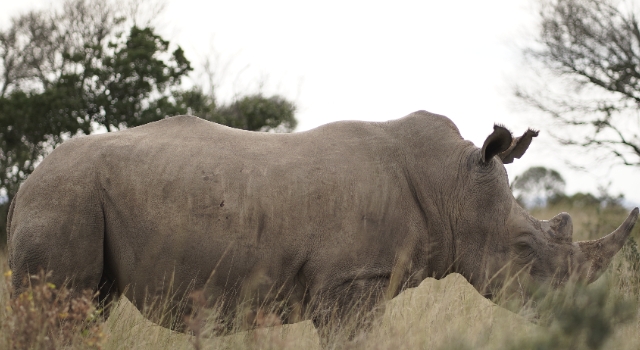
[8,178,106,308]
[312,278,387,348]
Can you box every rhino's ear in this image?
[481,125,513,163]
[498,129,539,164]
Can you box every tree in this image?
[0,0,299,243]
[512,166,566,207]
[0,0,191,202]
[515,0,640,166]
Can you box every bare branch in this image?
[516,0,640,167]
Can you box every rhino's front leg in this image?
[311,278,388,348]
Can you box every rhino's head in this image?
[454,124,638,303]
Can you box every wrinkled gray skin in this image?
[7,111,638,345]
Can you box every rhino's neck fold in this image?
[389,118,471,282]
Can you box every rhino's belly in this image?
[103,207,309,320]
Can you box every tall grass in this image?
[1,204,639,349]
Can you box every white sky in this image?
[2,0,639,207]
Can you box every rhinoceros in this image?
[6,111,638,345]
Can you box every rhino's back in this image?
[88,114,403,232]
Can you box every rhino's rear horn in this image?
[481,125,513,163]
[576,207,639,284]
[549,212,573,242]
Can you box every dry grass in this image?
[0,268,105,349]
[1,204,640,349]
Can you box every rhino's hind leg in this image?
[7,176,106,307]
[312,278,388,348]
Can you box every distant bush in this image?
[512,166,566,208]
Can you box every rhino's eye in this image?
[514,242,535,259]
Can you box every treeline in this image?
[0,0,297,242]
[512,166,626,210]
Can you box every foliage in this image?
[550,190,625,209]
[515,0,640,166]
[1,269,105,349]
[511,166,566,207]
[549,192,601,208]
[1,30,189,186]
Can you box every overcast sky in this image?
[2,0,639,206]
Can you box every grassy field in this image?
[1,204,640,349]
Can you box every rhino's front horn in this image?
[575,207,639,284]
